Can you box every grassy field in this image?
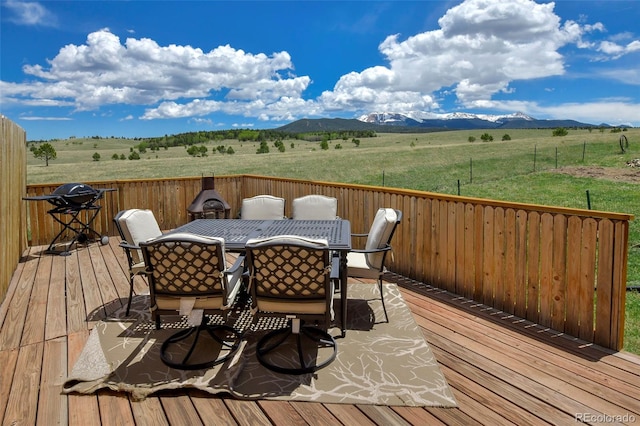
[27,128,640,353]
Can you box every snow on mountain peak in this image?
[358,111,534,124]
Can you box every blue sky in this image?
[1,0,639,141]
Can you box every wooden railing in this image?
[21,174,633,350]
[241,175,632,350]
[1,115,27,302]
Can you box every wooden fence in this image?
[19,174,634,350]
[1,115,27,302]
[241,175,632,350]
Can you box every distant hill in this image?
[275,112,605,133]
[275,118,446,133]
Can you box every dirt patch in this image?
[554,165,640,184]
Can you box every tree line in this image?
[142,129,376,148]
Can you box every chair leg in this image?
[160,319,242,370]
[256,319,337,375]
[126,275,134,316]
[378,278,389,323]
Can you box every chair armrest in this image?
[119,241,140,250]
[225,255,246,307]
[226,255,246,275]
[349,244,392,254]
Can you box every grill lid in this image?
[53,183,98,205]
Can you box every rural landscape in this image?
[27,125,640,353]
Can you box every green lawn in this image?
[28,128,640,352]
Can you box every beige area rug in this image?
[63,283,457,407]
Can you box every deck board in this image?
[407,293,634,418]
[1,241,640,425]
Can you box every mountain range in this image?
[357,111,599,129]
[276,112,606,133]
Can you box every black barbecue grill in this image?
[23,183,116,255]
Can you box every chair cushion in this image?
[365,208,398,270]
[292,195,338,220]
[255,278,335,318]
[346,252,381,279]
[155,295,223,311]
[241,195,285,220]
[118,209,162,264]
[130,261,146,275]
[256,299,328,315]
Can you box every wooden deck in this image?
[1,238,639,426]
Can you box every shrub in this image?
[187,145,208,157]
[552,127,568,137]
[468,136,476,142]
[480,133,493,142]
[274,140,285,152]
[256,141,269,154]
[502,134,511,141]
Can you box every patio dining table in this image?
[169,219,352,336]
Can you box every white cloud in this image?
[3,0,56,26]
[315,0,638,121]
[190,117,212,125]
[3,0,638,126]
[597,40,640,59]
[318,0,577,113]
[19,116,72,121]
[599,68,640,86]
[9,28,310,116]
[540,101,640,126]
